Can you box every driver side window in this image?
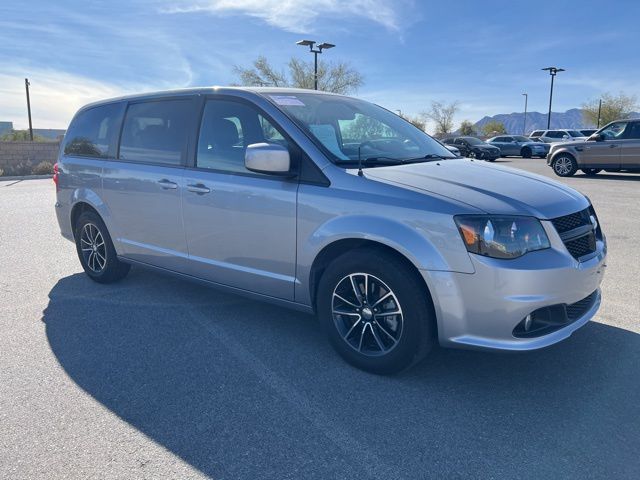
[600,122,628,140]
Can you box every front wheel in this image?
[75,210,130,283]
[582,168,602,176]
[317,249,435,374]
[552,154,578,177]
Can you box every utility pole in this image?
[597,98,602,128]
[522,93,528,135]
[542,67,565,130]
[25,78,33,141]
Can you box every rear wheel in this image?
[317,249,435,374]
[521,147,532,158]
[582,168,602,176]
[75,210,130,283]
[552,154,578,177]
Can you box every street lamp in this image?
[541,66,565,129]
[296,39,335,90]
[522,93,528,135]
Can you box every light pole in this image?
[296,40,335,90]
[522,93,528,135]
[542,66,565,129]
[597,98,602,128]
[25,78,33,141]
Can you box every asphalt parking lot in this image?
[1,158,639,479]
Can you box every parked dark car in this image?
[443,137,501,161]
[486,135,550,158]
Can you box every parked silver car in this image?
[486,135,550,158]
[529,129,588,143]
[55,87,606,374]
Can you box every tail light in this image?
[53,162,59,191]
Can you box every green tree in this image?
[421,101,459,136]
[459,120,476,136]
[582,92,638,127]
[0,130,49,142]
[481,120,507,136]
[234,55,364,94]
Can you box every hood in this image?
[550,139,588,149]
[363,159,589,219]
[473,144,499,150]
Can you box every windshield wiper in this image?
[400,153,455,163]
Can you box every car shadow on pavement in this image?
[43,270,640,479]
[576,173,640,181]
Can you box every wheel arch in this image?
[308,238,436,319]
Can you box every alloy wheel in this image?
[80,223,107,273]
[554,156,573,175]
[332,273,404,357]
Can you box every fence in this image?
[0,141,60,176]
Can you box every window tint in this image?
[196,99,288,174]
[119,100,191,165]
[546,131,564,138]
[530,131,542,137]
[63,103,124,158]
[624,122,640,139]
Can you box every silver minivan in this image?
[55,87,607,374]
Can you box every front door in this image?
[182,97,298,300]
[581,121,626,169]
[102,97,196,271]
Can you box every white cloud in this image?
[0,67,141,129]
[163,0,405,32]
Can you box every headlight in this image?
[454,215,550,259]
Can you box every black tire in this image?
[551,153,578,177]
[582,168,602,176]
[521,147,532,158]
[75,210,130,283]
[317,249,435,374]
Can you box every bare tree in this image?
[583,92,638,127]
[422,101,459,136]
[398,113,426,131]
[234,56,364,94]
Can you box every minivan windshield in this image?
[264,92,455,166]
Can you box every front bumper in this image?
[476,150,501,160]
[422,221,606,351]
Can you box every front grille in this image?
[566,290,598,320]
[551,209,591,233]
[564,232,597,258]
[551,208,598,260]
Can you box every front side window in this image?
[568,130,585,137]
[119,100,191,165]
[265,92,453,166]
[196,99,288,174]
[63,102,125,158]
[599,122,628,140]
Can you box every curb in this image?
[0,174,53,182]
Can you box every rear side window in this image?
[63,103,125,158]
[119,100,191,165]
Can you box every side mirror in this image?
[245,143,292,176]
[590,133,604,142]
[562,135,570,139]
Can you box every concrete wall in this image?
[0,141,60,176]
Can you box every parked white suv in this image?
[529,129,588,143]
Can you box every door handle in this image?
[187,183,211,194]
[157,179,178,190]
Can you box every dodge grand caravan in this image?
[55,87,607,374]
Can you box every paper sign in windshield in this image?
[269,95,305,106]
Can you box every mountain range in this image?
[473,108,640,135]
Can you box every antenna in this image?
[357,145,364,176]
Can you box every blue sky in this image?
[1,0,639,131]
